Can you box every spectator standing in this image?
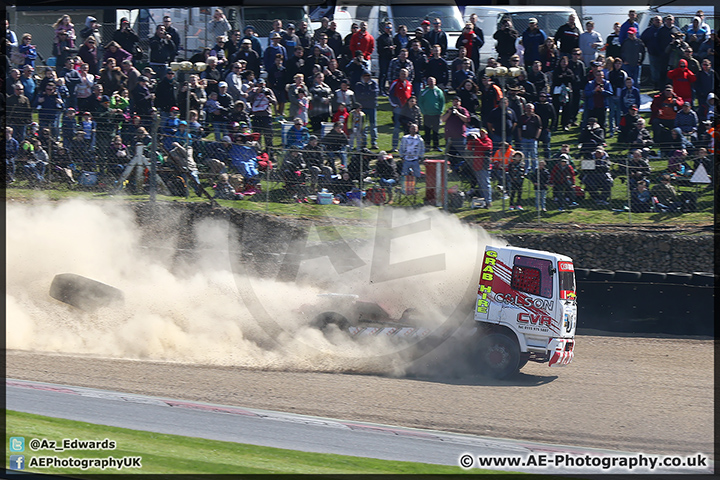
[232,39,262,79]
[241,26,263,58]
[98,57,127,96]
[418,76,445,151]
[607,58,628,136]
[567,48,586,127]
[398,122,425,183]
[407,40,428,95]
[604,23,622,60]
[148,25,175,78]
[427,18,448,57]
[53,30,75,69]
[6,127,20,183]
[325,22,344,61]
[208,9,231,40]
[155,69,178,116]
[538,37,559,71]
[121,59,141,93]
[518,103,542,170]
[80,16,102,49]
[344,51,369,86]
[130,75,154,120]
[456,79,480,115]
[493,17,518,66]
[550,155,576,210]
[113,17,141,63]
[555,14,580,58]
[264,33,287,71]
[266,54,288,117]
[246,78,277,148]
[507,151,526,209]
[354,70,379,149]
[398,95,422,134]
[350,21,374,62]
[389,68,413,151]
[618,10,639,45]
[308,72,333,134]
[456,22,483,70]
[440,96,470,168]
[7,84,33,142]
[104,41,133,67]
[201,56,223,97]
[425,45,449,91]
[6,19,18,58]
[650,85,684,140]
[667,59,696,104]
[377,23,395,95]
[162,16,181,61]
[73,63,95,113]
[17,33,39,68]
[333,79,356,112]
[684,16,707,54]
[388,49,415,86]
[620,27,645,85]
[694,59,716,107]
[578,21,603,67]
[657,15,681,70]
[467,129,494,205]
[534,92,556,160]
[584,71,613,128]
[641,16,663,90]
[520,18,547,69]
[78,36,101,75]
[394,25,410,52]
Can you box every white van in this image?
[332,0,465,74]
[463,5,582,65]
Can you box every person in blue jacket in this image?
[583,70,613,130]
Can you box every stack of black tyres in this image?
[576,269,714,336]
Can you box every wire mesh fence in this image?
[6,105,714,221]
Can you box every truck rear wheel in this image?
[477,334,520,379]
[311,312,351,332]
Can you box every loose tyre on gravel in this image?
[476,333,520,379]
[49,273,124,311]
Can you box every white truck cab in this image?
[474,245,576,378]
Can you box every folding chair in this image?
[396,175,419,206]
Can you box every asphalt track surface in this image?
[5,378,712,474]
[6,333,715,475]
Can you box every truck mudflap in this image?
[548,338,574,367]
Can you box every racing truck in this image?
[306,245,577,379]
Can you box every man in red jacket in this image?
[389,68,412,151]
[468,128,494,206]
[650,85,684,140]
[666,59,696,104]
[350,21,375,61]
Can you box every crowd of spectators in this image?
[4,8,716,210]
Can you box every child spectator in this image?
[80,111,96,148]
[348,103,366,150]
[331,102,349,134]
[550,154,576,211]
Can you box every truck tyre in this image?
[476,333,520,379]
[311,312,351,332]
[518,352,531,370]
[49,273,124,311]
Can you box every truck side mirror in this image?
[548,265,556,276]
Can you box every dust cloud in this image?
[6,199,502,375]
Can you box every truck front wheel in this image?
[477,334,520,379]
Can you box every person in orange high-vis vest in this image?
[491,142,515,194]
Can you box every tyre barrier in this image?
[576,270,714,336]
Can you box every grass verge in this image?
[6,410,522,475]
